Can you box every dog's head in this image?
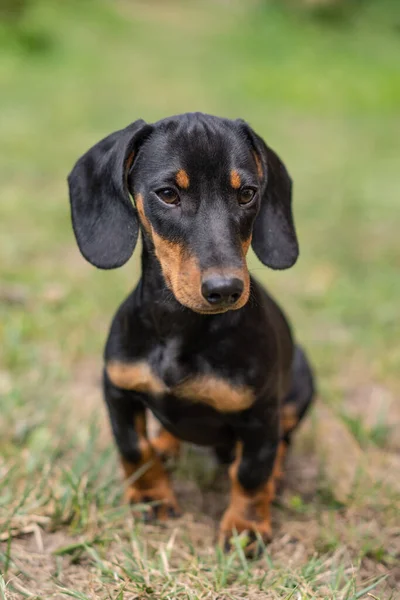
[68,113,298,314]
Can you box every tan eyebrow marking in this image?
[230,170,241,189]
[176,169,190,189]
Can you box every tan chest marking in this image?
[174,375,254,412]
[107,361,167,396]
[106,361,255,413]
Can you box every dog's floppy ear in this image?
[68,120,153,269]
[239,122,299,270]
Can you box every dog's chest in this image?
[106,339,255,413]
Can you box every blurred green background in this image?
[1,1,400,597]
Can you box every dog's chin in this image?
[177,296,250,315]
[192,306,231,315]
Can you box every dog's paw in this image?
[219,509,272,557]
[126,485,182,521]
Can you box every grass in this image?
[1,0,400,598]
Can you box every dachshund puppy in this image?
[68,113,315,553]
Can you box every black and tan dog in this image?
[68,113,315,552]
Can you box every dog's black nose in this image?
[201,276,244,307]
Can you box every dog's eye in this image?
[156,188,180,206]
[238,187,256,206]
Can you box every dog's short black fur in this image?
[68,113,315,551]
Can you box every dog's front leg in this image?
[219,404,284,554]
[151,427,181,462]
[103,371,181,520]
